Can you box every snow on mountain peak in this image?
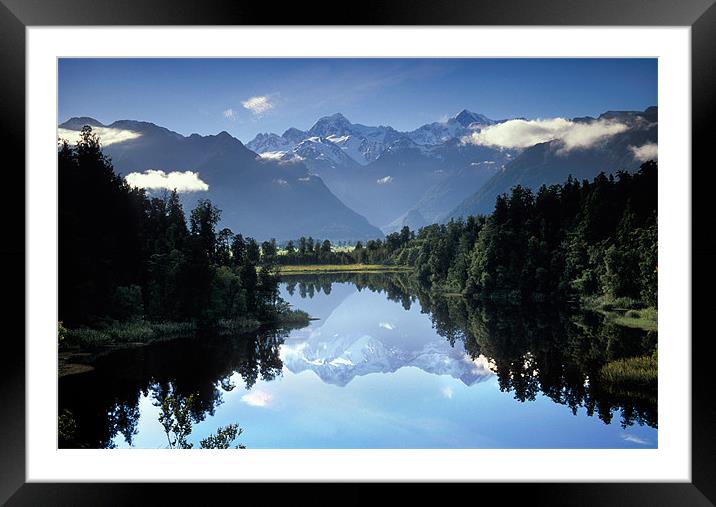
[280,331,494,387]
[247,109,503,164]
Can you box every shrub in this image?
[599,356,657,387]
[58,321,68,346]
[217,318,261,334]
[277,309,310,324]
[110,285,144,320]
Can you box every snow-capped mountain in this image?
[247,110,490,167]
[281,332,494,387]
[279,283,495,387]
[292,136,357,167]
[306,113,407,165]
[405,109,496,146]
[244,132,293,158]
[245,110,507,230]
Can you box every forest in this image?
[391,161,657,308]
[280,161,658,310]
[59,126,657,346]
[58,128,658,449]
[59,127,307,346]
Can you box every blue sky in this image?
[59,58,657,143]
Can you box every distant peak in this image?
[313,112,351,125]
[59,116,105,129]
[282,127,307,142]
[309,113,353,136]
[215,130,243,145]
[453,109,492,126]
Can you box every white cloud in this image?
[621,433,651,445]
[258,151,287,160]
[223,108,236,119]
[329,357,354,366]
[441,386,454,399]
[379,322,396,330]
[57,127,141,147]
[629,142,658,161]
[273,178,289,186]
[240,390,273,407]
[242,95,273,116]
[462,118,630,152]
[377,176,394,185]
[279,341,308,362]
[464,354,497,375]
[125,170,209,193]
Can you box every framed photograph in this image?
[3,0,714,503]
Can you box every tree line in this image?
[392,161,657,307]
[279,161,657,309]
[277,226,415,265]
[59,126,292,329]
[60,125,657,327]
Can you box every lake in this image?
[58,272,657,449]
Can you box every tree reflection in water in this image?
[59,327,287,448]
[283,272,658,429]
[59,273,656,448]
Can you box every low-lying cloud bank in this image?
[462,118,630,151]
[125,170,209,192]
[629,142,658,161]
[58,127,142,147]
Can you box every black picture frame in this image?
[1,1,714,504]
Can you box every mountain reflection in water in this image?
[59,272,657,449]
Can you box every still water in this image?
[59,273,657,449]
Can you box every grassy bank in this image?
[59,310,312,377]
[64,320,198,349]
[277,264,412,275]
[581,295,657,332]
[599,356,657,388]
[610,308,658,332]
[598,355,658,403]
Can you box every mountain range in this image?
[58,106,657,241]
[279,283,495,387]
[58,118,382,241]
[247,110,510,231]
[445,106,658,220]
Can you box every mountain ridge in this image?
[58,117,383,241]
[444,106,658,221]
[59,105,658,238]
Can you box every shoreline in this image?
[59,313,312,378]
[277,264,412,275]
